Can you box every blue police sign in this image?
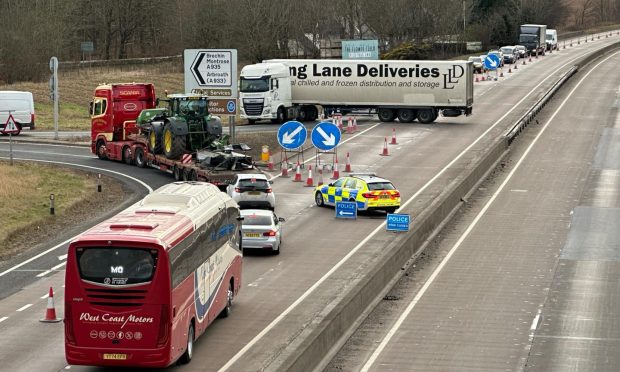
[277,121,307,150]
[226,100,236,113]
[311,122,341,151]
[335,201,357,219]
[386,213,410,232]
[484,54,501,71]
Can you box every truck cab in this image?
[239,63,297,124]
[546,29,558,51]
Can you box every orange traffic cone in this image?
[293,162,303,182]
[390,128,398,145]
[514,63,518,70]
[475,75,479,82]
[281,155,289,178]
[267,154,274,171]
[380,137,389,156]
[345,152,352,172]
[332,155,340,179]
[346,117,354,134]
[305,165,314,187]
[353,116,358,131]
[508,67,512,73]
[40,287,62,323]
[317,168,324,186]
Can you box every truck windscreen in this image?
[240,77,270,93]
[519,35,537,43]
[77,247,158,285]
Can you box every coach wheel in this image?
[122,146,133,165]
[173,165,182,181]
[134,147,146,168]
[315,192,325,207]
[179,323,194,364]
[220,281,234,318]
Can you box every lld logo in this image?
[443,65,465,89]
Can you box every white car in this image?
[226,173,275,210]
[240,209,285,254]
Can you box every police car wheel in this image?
[315,192,325,207]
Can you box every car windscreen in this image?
[242,214,273,226]
[367,182,396,191]
[500,48,513,54]
[239,178,269,190]
[76,247,158,285]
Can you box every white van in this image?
[0,91,36,135]
[546,29,558,51]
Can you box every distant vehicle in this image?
[467,56,484,73]
[64,181,243,367]
[240,209,285,255]
[500,46,518,64]
[546,29,558,50]
[314,173,401,214]
[227,173,276,210]
[0,91,35,135]
[519,24,547,55]
[514,45,527,58]
[487,50,505,67]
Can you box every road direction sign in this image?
[484,54,501,70]
[1,114,20,134]
[184,49,238,98]
[335,201,357,219]
[208,99,237,116]
[311,122,341,151]
[277,121,307,150]
[386,213,410,231]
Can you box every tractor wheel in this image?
[163,122,186,160]
[148,126,162,154]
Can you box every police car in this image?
[314,173,400,213]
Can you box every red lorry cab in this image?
[90,83,156,156]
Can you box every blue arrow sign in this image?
[386,213,410,231]
[311,122,341,151]
[484,54,501,71]
[277,121,307,150]
[336,201,357,219]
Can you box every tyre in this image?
[182,168,191,181]
[273,242,280,255]
[148,127,162,154]
[307,106,318,121]
[276,107,288,124]
[378,108,396,122]
[178,323,194,364]
[397,109,416,123]
[219,281,234,318]
[297,106,308,121]
[122,146,133,165]
[417,109,436,124]
[96,139,107,160]
[315,192,325,207]
[134,147,146,168]
[173,165,182,181]
[163,122,186,160]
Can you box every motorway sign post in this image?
[386,213,410,232]
[1,112,19,165]
[335,201,357,219]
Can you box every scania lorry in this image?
[239,59,473,124]
[91,83,258,188]
[519,24,547,56]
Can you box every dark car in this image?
[500,46,518,64]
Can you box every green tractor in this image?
[137,94,226,160]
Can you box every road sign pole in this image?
[50,57,59,140]
[9,133,13,166]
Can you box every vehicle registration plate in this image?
[103,354,127,360]
[245,233,260,238]
[380,195,390,199]
[249,191,261,195]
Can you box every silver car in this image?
[226,173,275,210]
[240,209,285,254]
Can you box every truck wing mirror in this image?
[88,101,93,115]
[155,98,160,106]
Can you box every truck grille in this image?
[85,288,147,306]
[243,99,264,116]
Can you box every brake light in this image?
[362,193,378,199]
[31,113,35,124]
[266,188,272,193]
[235,187,241,193]
[156,305,170,347]
[392,191,400,197]
[263,230,277,237]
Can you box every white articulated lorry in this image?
[239,59,474,124]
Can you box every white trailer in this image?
[239,59,473,124]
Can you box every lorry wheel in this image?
[122,146,133,165]
[378,108,396,122]
[277,107,288,124]
[173,165,182,181]
[134,147,146,168]
[163,123,186,160]
[307,106,318,121]
[297,106,308,121]
[96,139,108,160]
[148,127,162,154]
[417,109,436,124]
[397,109,416,123]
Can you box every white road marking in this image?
[58,254,67,261]
[16,304,33,312]
[0,141,86,149]
[360,49,619,372]
[0,316,8,323]
[36,270,52,278]
[219,42,614,372]
[40,293,50,299]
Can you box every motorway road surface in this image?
[0,34,618,371]
[326,47,620,371]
